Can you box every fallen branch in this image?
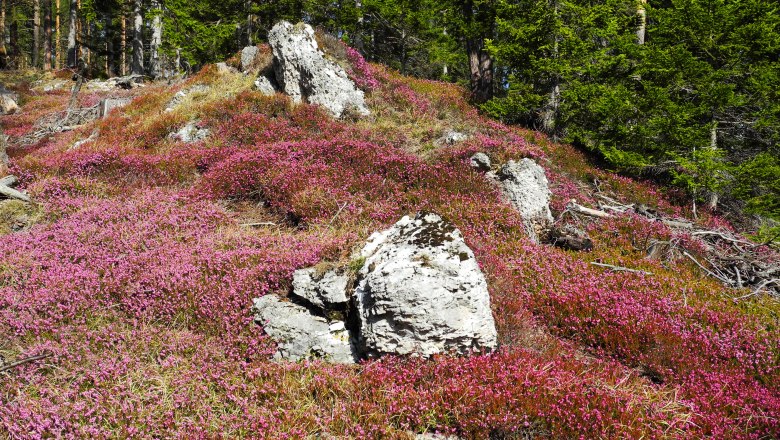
[566,200,612,219]
[0,175,18,187]
[734,279,780,300]
[0,184,30,202]
[0,352,53,373]
[591,262,653,275]
[239,221,278,228]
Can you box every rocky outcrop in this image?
[292,267,350,310]
[253,76,276,96]
[470,152,491,171]
[0,93,18,115]
[252,294,356,364]
[241,46,260,72]
[355,212,497,358]
[99,98,132,118]
[493,158,553,242]
[253,212,498,363]
[268,21,369,118]
[169,121,210,143]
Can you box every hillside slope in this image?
[0,49,778,438]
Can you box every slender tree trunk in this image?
[33,0,41,68]
[104,14,111,76]
[66,0,77,67]
[245,0,252,46]
[149,0,162,78]
[0,0,7,69]
[44,0,52,70]
[131,0,143,75]
[84,17,90,68]
[55,0,61,69]
[9,19,17,68]
[121,9,127,75]
[636,0,647,45]
[541,0,560,133]
[706,121,719,210]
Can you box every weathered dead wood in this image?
[591,262,653,275]
[0,175,17,187]
[0,352,53,373]
[566,200,612,218]
[0,183,30,202]
[239,221,278,228]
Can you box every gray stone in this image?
[169,121,210,143]
[442,131,468,144]
[268,21,369,118]
[493,158,553,242]
[0,93,18,115]
[292,267,350,310]
[252,294,356,364]
[470,152,491,171]
[241,46,260,72]
[253,75,277,96]
[355,212,497,358]
[71,130,99,150]
[99,98,132,118]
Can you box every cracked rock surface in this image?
[355,212,497,358]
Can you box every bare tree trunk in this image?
[55,0,61,69]
[541,0,560,133]
[245,0,253,46]
[104,14,111,76]
[706,121,719,210]
[121,9,127,75]
[131,0,143,75]
[33,0,41,68]
[66,0,77,67]
[44,0,52,70]
[149,0,162,78]
[636,0,647,45]
[466,38,493,103]
[354,0,364,52]
[84,17,90,68]
[0,0,7,69]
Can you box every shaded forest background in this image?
[1,0,778,242]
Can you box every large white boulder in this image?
[355,212,497,358]
[252,294,356,364]
[267,21,369,118]
[494,158,553,242]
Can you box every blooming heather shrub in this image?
[1,63,779,438]
[344,47,380,91]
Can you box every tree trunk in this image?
[705,121,719,211]
[131,0,143,75]
[9,19,17,68]
[540,0,560,134]
[66,0,77,67]
[245,0,253,46]
[121,9,126,75]
[354,0,364,52]
[636,0,647,45]
[55,0,61,69]
[44,0,52,70]
[466,37,493,103]
[33,0,41,68]
[149,0,162,78]
[105,14,112,76]
[0,0,7,69]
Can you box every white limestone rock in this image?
[355,212,497,358]
[292,267,350,310]
[252,294,356,364]
[253,75,277,96]
[169,121,210,143]
[99,98,132,118]
[165,84,210,112]
[493,158,553,242]
[0,93,18,115]
[241,46,260,72]
[268,21,369,118]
